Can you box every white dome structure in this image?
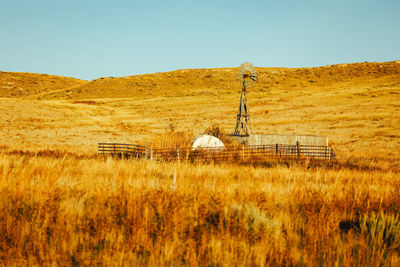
[192,134,225,150]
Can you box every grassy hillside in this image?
[0,61,399,154]
[0,61,400,265]
[0,71,87,98]
[30,61,400,100]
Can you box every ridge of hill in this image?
[0,71,87,98]
[1,61,399,100]
[35,61,400,100]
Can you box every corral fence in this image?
[98,142,336,162]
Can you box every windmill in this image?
[233,62,258,136]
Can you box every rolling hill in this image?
[0,71,87,98]
[0,61,399,153]
[31,61,400,100]
[1,61,399,100]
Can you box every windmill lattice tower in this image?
[233,62,258,136]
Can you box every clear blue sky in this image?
[1,0,399,80]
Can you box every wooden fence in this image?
[98,142,336,162]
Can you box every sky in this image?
[0,0,399,80]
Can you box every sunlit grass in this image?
[0,150,399,265]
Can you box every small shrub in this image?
[150,131,193,149]
[204,124,232,144]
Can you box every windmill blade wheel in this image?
[238,62,258,88]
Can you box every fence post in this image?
[177,148,180,162]
[275,143,278,155]
[150,144,153,160]
[145,143,148,159]
[297,141,300,159]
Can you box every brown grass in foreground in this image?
[0,149,399,266]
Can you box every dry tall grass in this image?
[0,150,399,266]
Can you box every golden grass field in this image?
[0,61,399,265]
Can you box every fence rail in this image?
[98,142,336,162]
